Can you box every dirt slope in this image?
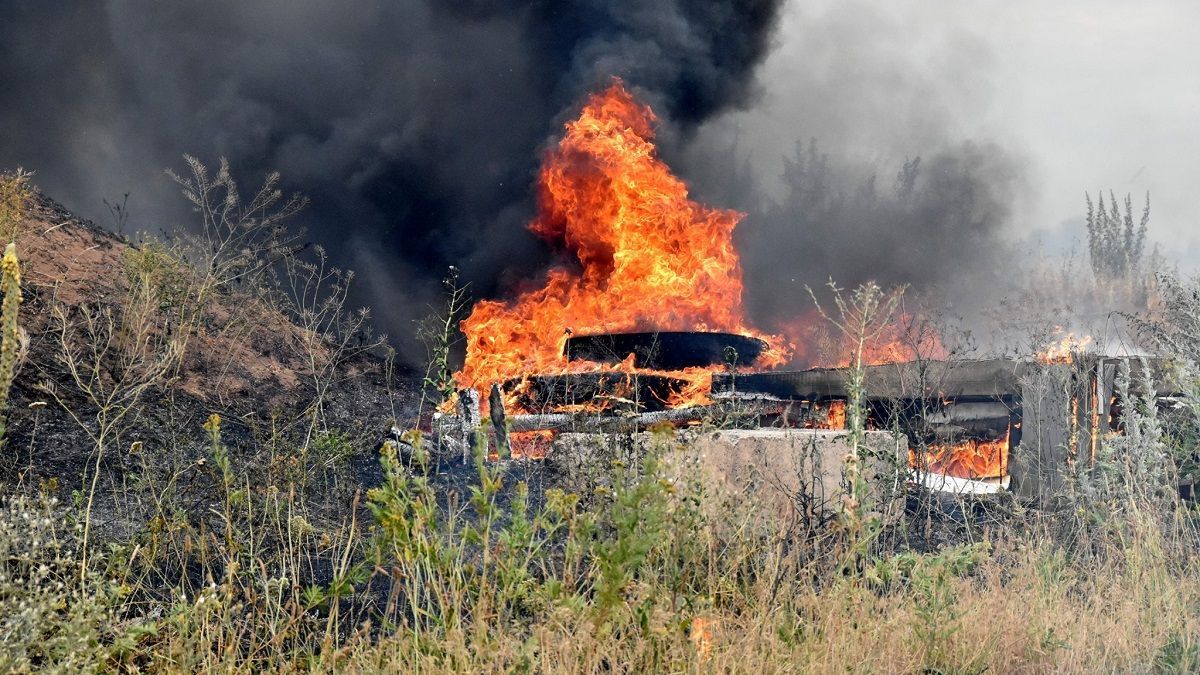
[2,188,422,507]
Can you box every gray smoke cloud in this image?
[0,0,1024,365]
[675,2,1025,353]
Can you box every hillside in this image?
[1,186,423,526]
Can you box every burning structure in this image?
[438,82,1179,504]
[457,81,786,407]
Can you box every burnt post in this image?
[457,387,481,464]
[489,383,510,458]
[1073,355,1117,468]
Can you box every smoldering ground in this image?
[0,0,1022,364]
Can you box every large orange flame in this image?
[457,81,785,409]
[1036,327,1093,365]
[911,431,1009,480]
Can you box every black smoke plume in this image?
[0,1,1022,365]
[0,0,783,361]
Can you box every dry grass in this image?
[337,491,1200,674]
[4,167,1200,673]
[3,430,1200,673]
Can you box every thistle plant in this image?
[0,242,23,442]
[0,170,27,443]
[808,279,904,570]
[0,170,31,242]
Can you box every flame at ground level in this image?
[806,400,846,430]
[456,80,785,412]
[509,430,554,459]
[1037,327,1093,364]
[910,431,1010,480]
[799,399,1009,481]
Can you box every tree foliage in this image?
[1086,190,1150,281]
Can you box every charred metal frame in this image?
[440,354,1180,505]
[714,356,1180,505]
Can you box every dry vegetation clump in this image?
[3,416,1200,672]
[2,163,406,489]
[3,166,1200,672]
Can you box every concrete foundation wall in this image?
[549,428,906,519]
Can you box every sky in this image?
[733,0,1200,260]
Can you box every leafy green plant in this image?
[1155,632,1200,673]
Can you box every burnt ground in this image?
[0,190,531,543]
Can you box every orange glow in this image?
[691,616,716,658]
[457,81,785,412]
[782,310,948,369]
[509,431,554,459]
[911,430,1009,480]
[1037,327,1093,364]
[857,314,949,367]
[807,400,846,429]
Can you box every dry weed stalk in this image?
[808,279,905,560]
[167,155,306,290]
[49,298,183,576]
[277,245,383,449]
[416,265,471,418]
[168,155,383,449]
[0,169,31,241]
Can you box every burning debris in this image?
[434,83,1177,503]
[457,81,786,416]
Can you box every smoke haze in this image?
[0,1,787,361]
[674,2,1026,335]
[8,1,1188,363]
